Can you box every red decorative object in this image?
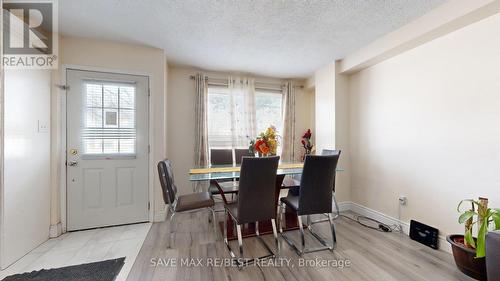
[301,129,313,161]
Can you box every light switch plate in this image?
[38,120,49,133]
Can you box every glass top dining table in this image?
[188,162,343,181]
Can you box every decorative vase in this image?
[301,150,311,162]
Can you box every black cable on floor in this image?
[340,214,401,233]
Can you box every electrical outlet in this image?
[399,196,408,206]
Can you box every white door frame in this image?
[60,64,154,233]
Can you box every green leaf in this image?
[458,211,476,224]
[492,213,500,230]
[476,219,488,258]
[465,229,476,249]
[457,199,479,212]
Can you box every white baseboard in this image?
[49,223,62,238]
[337,201,353,213]
[348,202,410,234]
[337,201,451,254]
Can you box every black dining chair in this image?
[158,160,217,248]
[234,148,255,165]
[208,149,239,204]
[210,148,233,165]
[278,153,340,256]
[320,149,341,220]
[223,156,280,268]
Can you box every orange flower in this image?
[254,139,265,153]
[259,143,270,155]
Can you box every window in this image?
[255,91,283,135]
[82,82,136,155]
[207,86,283,149]
[207,87,233,148]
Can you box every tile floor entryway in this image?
[0,223,151,281]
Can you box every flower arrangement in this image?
[301,129,313,155]
[249,126,279,156]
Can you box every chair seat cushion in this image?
[175,191,214,212]
[280,195,299,212]
[208,181,239,194]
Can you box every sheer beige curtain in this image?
[194,73,209,191]
[281,81,296,162]
[227,76,256,148]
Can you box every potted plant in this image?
[447,197,500,281]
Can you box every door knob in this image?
[68,161,78,166]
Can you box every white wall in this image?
[349,13,500,238]
[314,63,336,152]
[166,67,196,194]
[2,70,51,268]
[313,62,351,202]
[57,36,168,225]
[334,64,351,203]
[167,66,314,194]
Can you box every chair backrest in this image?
[235,148,255,165]
[236,156,280,224]
[321,149,340,156]
[210,149,233,165]
[157,160,178,208]
[298,153,340,215]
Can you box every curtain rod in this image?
[207,81,283,92]
[189,75,304,89]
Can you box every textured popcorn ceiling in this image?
[59,0,447,78]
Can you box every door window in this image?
[82,81,136,156]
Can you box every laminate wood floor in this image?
[127,210,473,281]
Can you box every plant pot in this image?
[446,234,487,281]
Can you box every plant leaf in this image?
[458,211,476,224]
[457,199,479,212]
[492,213,500,230]
[465,228,476,249]
[476,219,488,258]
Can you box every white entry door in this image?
[66,69,149,231]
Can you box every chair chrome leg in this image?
[297,215,305,253]
[223,210,228,244]
[223,209,237,260]
[168,212,176,249]
[271,218,280,254]
[237,224,243,257]
[223,215,279,268]
[279,203,284,233]
[328,213,337,250]
[236,224,244,270]
[253,220,278,262]
[332,192,340,220]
